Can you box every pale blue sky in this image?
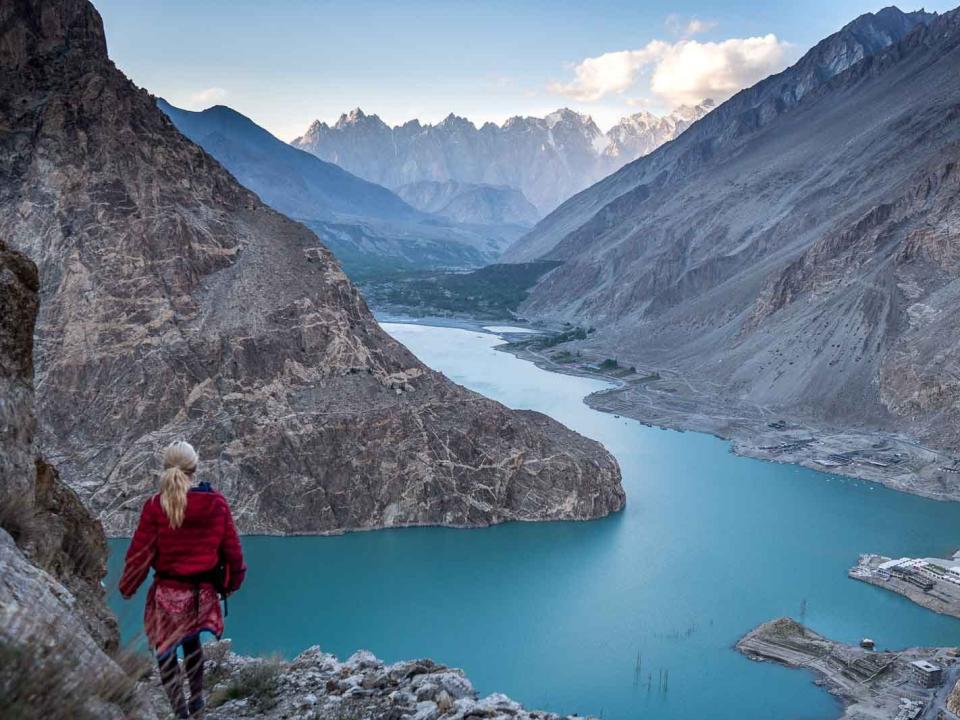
[94,1,954,140]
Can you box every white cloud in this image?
[683,18,718,36]
[548,43,669,102]
[665,14,718,37]
[548,34,794,108]
[186,87,229,109]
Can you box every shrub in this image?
[209,656,282,710]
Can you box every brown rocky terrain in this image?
[0,0,623,536]
[497,7,960,496]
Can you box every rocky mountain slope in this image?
[496,7,960,490]
[292,104,712,215]
[157,101,519,277]
[503,6,936,263]
[0,0,624,536]
[396,180,540,227]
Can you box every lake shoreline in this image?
[489,331,960,504]
[374,313,960,503]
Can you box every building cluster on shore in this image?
[850,552,960,620]
[875,555,960,591]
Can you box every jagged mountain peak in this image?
[545,107,587,126]
[842,5,936,37]
[331,107,392,131]
[439,112,477,130]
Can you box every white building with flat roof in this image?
[878,558,910,571]
[909,660,942,687]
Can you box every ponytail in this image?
[159,467,191,529]
[159,440,199,529]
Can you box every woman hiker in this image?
[119,440,246,718]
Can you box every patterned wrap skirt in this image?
[145,579,224,658]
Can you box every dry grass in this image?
[208,655,283,711]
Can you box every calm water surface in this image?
[108,323,960,719]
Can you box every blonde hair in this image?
[160,440,198,529]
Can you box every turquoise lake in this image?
[108,322,960,719]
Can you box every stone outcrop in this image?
[144,642,590,720]
[0,240,149,716]
[0,239,117,648]
[0,240,39,512]
[0,0,624,536]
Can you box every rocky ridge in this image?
[292,103,712,215]
[143,642,591,720]
[603,100,715,161]
[0,0,624,536]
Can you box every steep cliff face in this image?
[497,7,960,466]
[0,241,38,510]
[0,240,145,717]
[0,0,623,535]
[0,239,116,650]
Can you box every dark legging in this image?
[158,635,204,718]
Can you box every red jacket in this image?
[120,483,246,599]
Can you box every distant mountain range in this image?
[158,100,526,277]
[501,6,960,474]
[291,102,714,215]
